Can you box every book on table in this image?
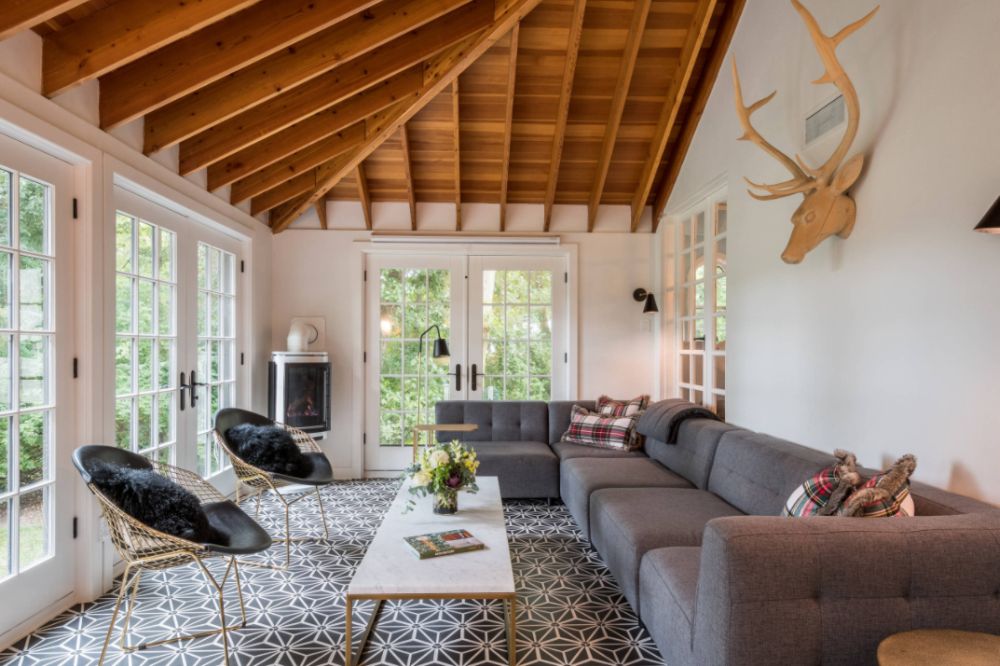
[404,529,485,559]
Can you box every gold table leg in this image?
[346,597,383,666]
[506,595,517,666]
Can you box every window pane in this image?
[158,340,173,389]
[714,354,726,391]
[137,222,154,277]
[0,169,11,247]
[115,275,132,334]
[136,395,153,450]
[0,417,9,493]
[19,255,49,331]
[137,280,154,335]
[0,251,11,328]
[115,337,132,395]
[136,338,153,392]
[158,228,174,281]
[115,398,132,450]
[506,271,529,304]
[158,284,174,336]
[715,203,727,236]
[18,410,47,487]
[18,487,50,569]
[19,335,48,408]
[0,334,11,411]
[380,268,402,303]
[18,177,48,255]
[115,214,133,272]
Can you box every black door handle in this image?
[452,363,462,391]
[470,363,485,392]
[179,371,190,411]
[189,370,207,407]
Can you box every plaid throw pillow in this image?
[783,466,841,517]
[596,395,650,417]
[561,405,640,451]
[853,473,915,518]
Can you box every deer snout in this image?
[781,249,805,265]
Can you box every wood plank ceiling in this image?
[5,0,744,233]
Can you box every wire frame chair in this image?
[74,448,270,665]
[214,408,334,570]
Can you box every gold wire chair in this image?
[73,445,272,665]
[214,407,335,570]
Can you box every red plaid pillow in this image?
[596,395,650,417]
[783,466,840,517]
[852,473,915,518]
[561,405,640,451]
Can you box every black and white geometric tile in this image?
[0,480,664,665]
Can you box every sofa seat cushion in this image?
[561,458,693,539]
[551,440,646,461]
[465,440,559,499]
[590,487,742,611]
[639,547,701,666]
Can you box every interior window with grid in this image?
[481,270,552,401]
[0,169,56,577]
[114,213,176,464]
[196,243,236,477]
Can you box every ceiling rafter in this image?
[155,0,495,156]
[541,0,586,232]
[268,0,544,232]
[315,201,328,230]
[651,0,745,231]
[194,67,422,180]
[252,152,355,215]
[399,125,417,230]
[100,0,380,129]
[42,0,256,96]
[0,0,89,40]
[498,22,519,232]
[143,0,476,153]
[356,163,373,230]
[230,122,367,204]
[452,79,462,230]
[629,0,717,231]
[587,0,651,232]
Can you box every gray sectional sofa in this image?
[436,399,1000,665]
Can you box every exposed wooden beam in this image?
[189,67,422,177]
[356,163,373,230]
[99,0,381,129]
[451,79,462,231]
[268,0,543,232]
[587,0,651,231]
[651,0,745,232]
[399,125,417,230]
[252,153,355,215]
[229,122,366,203]
[0,0,89,40]
[542,0,587,232]
[143,0,473,153]
[42,0,256,96]
[629,0,717,231]
[146,0,493,154]
[498,22,518,232]
[315,201,328,230]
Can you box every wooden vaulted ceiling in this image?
[3,0,744,233]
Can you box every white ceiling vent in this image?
[805,95,846,144]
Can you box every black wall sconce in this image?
[974,195,1000,233]
[633,288,659,314]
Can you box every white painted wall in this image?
[662,0,1000,503]
[272,203,655,476]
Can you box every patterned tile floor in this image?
[0,480,664,665]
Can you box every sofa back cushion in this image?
[645,419,742,490]
[435,401,548,443]
[708,430,835,516]
[886,477,996,516]
[547,401,596,444]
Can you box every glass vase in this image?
[433,487,458,515]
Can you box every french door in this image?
[0,134,76,635]
[365,253,568,472]
[113,188,242,493]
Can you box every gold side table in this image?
[411,423,479,460]
[878,629,1000,666]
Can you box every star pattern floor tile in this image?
[0,480,664,665]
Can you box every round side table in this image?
[878,629,1000,666]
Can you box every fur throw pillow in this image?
[783,449,862,517]
[839,455,917,518]
[226,424,313,477]
[90,461,211,542]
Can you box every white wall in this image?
[272,203,655,476]
[663,0,1000,503]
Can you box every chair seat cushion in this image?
[639,547,701,666]
[226,423,314,477]
[271,452,334,485]
[201,501,273,555]
[560,458,693,538]
[551,440,646,461]
[590,487,742,611]
[466,441,559,499]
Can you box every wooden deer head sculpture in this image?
[733,0,878,264]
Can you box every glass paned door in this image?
[0,134,75,636]
[113,189,242,492]
[468,256,568,402]
[365,256,466,471]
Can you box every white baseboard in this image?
[0,591,77,653]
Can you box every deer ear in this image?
[832,153,864,194]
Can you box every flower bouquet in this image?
[404,440,479,514]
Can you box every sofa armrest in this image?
[692,513,1000,666]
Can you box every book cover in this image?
[404,529,485,559]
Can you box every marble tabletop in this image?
[348,476,515,598]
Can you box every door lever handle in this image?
[189,370,207,407]
[470,363,485,392]
[452,363,462,391]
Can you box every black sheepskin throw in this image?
[226,424,313,477]
[89,462,211,542]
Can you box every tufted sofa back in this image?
[435,401,549,443]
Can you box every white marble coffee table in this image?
[345,476,516,665]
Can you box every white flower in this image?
[429,450,450,468]
[412,471,431,487]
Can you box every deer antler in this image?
[791,0,879,182]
